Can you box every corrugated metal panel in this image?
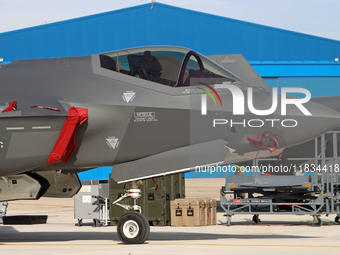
[279,77,340,97]
[78,167,112,181]
[0,3,340,62]
[251,62,340,77]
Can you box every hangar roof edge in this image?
[1,3,339,45]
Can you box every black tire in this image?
[93,218,101,227]
[252,214,260,224]
[335,216,340,225]
[78,219,83,227]
[117,211,150,244]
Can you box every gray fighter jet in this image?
[1,46,340,244]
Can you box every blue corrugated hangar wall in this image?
[1,3,340,179]
[1,3,340,62]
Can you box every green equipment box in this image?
[109,173,185,226]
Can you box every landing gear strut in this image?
[112,180,150,244]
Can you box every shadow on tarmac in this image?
[0,225,315,243]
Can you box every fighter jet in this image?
[0,46,340,244]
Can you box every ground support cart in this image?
[74,181,109,227]
[220,131,340,227]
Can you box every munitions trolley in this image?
[220,131,340,226]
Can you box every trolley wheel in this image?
[311,217,323,227]
[252,214,260,224]
[77,218,83,227]
[93,218,102,227]
[335,216,340,225]
[117,211,150,244]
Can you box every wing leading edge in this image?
[111,139,228,183]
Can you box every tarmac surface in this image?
[1,178,340,255]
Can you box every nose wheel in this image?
[117,211,150,244]
[112,180,150,244]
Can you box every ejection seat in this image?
[128,51,162,83]
[139,51,162,82]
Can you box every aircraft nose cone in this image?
[274,100,340,148]
[194,90,340,154]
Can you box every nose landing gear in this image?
[112,180,150,244]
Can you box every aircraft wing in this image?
[207,54,271,91]
[112,139,228,183]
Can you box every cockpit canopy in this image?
[99,46,239,87]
